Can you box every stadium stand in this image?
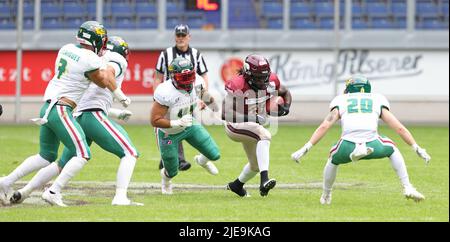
[0,0,448,30]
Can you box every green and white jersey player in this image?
[0,21,130,207]
[8,36,140,206]
[291,75,431,205]
[151,57,220,195]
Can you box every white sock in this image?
[115,155,137,199]
[1,154,50,187]
[323,159,338,194]
[19,162,60,197]
[49,157,87,193]
[238,163,258,183]
[389,148,412,188]
[196,154,210,166]
[256,140,270,172]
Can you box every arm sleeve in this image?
[155,51,165,74]
[197,52,208,75]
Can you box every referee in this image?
[154,24,210,171]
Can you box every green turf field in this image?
[0,124,448,221]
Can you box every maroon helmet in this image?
[243,54,271,90]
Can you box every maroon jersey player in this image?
[222,54,292,197]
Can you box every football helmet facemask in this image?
[243,54,271,90]
[169,57,196,92]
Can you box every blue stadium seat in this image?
[416,2,439,17]
[366,2,388,17]
[0,17,14,29]
[186,14,205,29]
[63,3,86,18]
[0,5,12,18]
[136,1,157,17]
[318,16,334,29]
[418,17,445,29]
[267,16,283,29]
[64,16,85,28]
[166,15,182,29]
[442,2,449,17]
[262,2,283,17]
[291,17,316,29]
[23,1,34,17]
[24,16,34,29]
[314,2,334,17]
[352,2,364,17]
[352,16,369,29]
[391,2,407,17]
[41,1,62,18]
[114,16,136,29]
[394,16,406,28]
[42,16,64,29]
[87,0,96,19]
[166,1,181,14]
[111,3,134,18]
[370,17,394,29]
[138,16,157,28]
[290,1,310,17]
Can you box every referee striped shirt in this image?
[155,46,208,81]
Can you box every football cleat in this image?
[195,155,218,175]
[42,188,67,207]
[320,192,332,205]
[178,160,192,171]
[403,186,425,202]
[0,179,13,206]
[111,196,144,206]
[10,191,27,204]
[259,179,276,197]
[227,181,249,197]
[160,169,173,195]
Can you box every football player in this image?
[9,36,141,206]
[0,21,130,206]
[151,57,220,195]
[291,75,431,204]
[223,54,292,197]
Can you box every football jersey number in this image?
[57,58,68,79]
[177,104,194,118]
[347,98,373,113]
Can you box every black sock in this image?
[260,171,269,185]
[233,178,244,188]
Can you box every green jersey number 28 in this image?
[347,98,373,113]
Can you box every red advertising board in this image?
[0,50,160,96]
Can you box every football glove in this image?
[170,115,193,128]
[113,88,131,108]
[277,104,290,117]
[291,142,313,164]
[412,144,431,165]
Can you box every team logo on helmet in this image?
[106,36,130,61]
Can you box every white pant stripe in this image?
[57,105,88,158]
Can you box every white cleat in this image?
[320,193,332,205]
[403,186,425,202]
[112,196,144,206]
[160,169,173,195]
[195,155,219,175]
[42,188,67,207]
[0,178,13,206]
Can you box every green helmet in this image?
[106,36,130,62]
[344,75,371,93]
[76,21,108,55]
[169,57,196,92]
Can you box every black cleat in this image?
[178,160,191,171]
[259,179,276,196]
[10,191,25,204]
[227,182,248,197]
[158,160,164,170]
